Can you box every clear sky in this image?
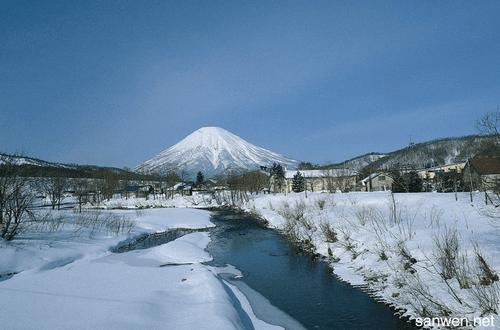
[1,0,499,167]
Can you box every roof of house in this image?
[361,172,392,184]
[470,157,500,175]
[285,169,357,179]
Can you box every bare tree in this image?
[72,178,90,212]
[40,176,67,210]
[101,173,119,201]
[476,110,499,138]
[325,169,354,193]
[476,110,500,155]
[0,163,35,240]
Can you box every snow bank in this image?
[0,233,245,329]
[114,208,215,233]
[245,192,500,329]
[0,207,284,329]
[0,208,214,275]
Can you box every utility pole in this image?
[467,158,474,204]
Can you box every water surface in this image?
[206,210,417,330]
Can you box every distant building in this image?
[463,157,500,192]
[361,173,394,192]
[112,185,155,199]
[417,162,466,180]
[283,169,357,193]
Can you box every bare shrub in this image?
[469,247,500,314]
[347,195,358,206]
[398,241,417,272]
[199,193,214,206]
[433,227,459,280]
[213,190,248,206]
[396,209,417,240]
[135,208,144,218]
[353,205,374,226]
[338,226,358,259]
[474,247,499,286]
[278,201,316,254]
[32,212,66,232]
[75,210,135,236]
[470,282,499,315]
[315,198,326,210]
[402,272,453,318]
[278,200,306,224]
[427,205,444,228]
[319,220,338,243]
[455,252,472,289]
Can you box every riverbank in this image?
[206,209,417,329]
[242,192,500,329]
[0,207,281,329]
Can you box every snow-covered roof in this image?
[285,169,357,179]
[361,172,391,184]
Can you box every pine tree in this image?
[270,163,286,192]
[196,171,204,187]
[292,171,305,192]
[407,171,423,192]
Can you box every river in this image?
[206,210,417,330]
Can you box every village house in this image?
[463,157,500,192]
[417,162,467,180]
[361,172,394,192]
[165,182,192,196]
[283,169,358,193]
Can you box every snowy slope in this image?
[135,127,297,177]
[318,153,387,171]
[0,153,74,168]
[363,134,495,171]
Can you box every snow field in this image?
[0,208,279,330]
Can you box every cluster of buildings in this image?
[273,156,500,193]
[107,157,500,199]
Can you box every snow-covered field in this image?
[243,192,500,329]
[1,191,499,329]
[0,207,281,330]
[83,191,500,328]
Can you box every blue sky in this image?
[1,0,499,167]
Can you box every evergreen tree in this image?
[270,163,286,192]
[406,171,423,192]
[390,170,406,193]
[292,171,305,192]
[196,171,204,187]
[391,170,423,193]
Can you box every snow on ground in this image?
[244,191,500,329]
[109,208,215,232]
[3,191,499,329]
[79,190,500,329]
[0,207,213,275]
[0,232,266,329]
[0,207,282,329]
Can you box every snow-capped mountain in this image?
[135,127,298,178]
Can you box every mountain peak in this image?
[195,126,226,133]
[135,127,297,178]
